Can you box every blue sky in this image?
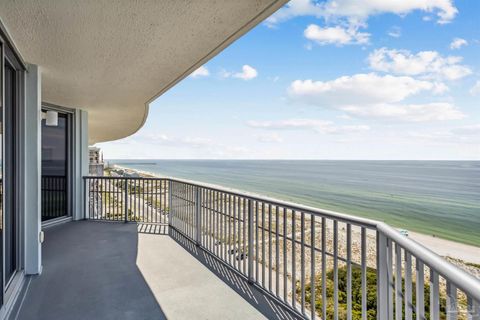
[99,0,480,160]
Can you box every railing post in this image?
[377,231,389,320]
[247,198,254,283]
[83,178,88,220]
[168,180,173,229]
[124,178,128,223]
[195,186,201,246]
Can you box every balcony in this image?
[16,221,300,320]
[16,176,480,319]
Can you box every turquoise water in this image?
[110,160,480,246]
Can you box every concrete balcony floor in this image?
[15,221,300,320]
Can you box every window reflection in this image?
[41,112,69,221]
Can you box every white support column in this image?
[24,64,42,275]
[73,109,89,220]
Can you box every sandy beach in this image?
[409,231,480,264]
[109,165,480,269]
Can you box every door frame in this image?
[41,103,75,226]
[0,22,26,310]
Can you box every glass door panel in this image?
[41,112,69,221]
[4,60,17,285]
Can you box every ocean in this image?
[109,160,480,247]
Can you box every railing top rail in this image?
[84,175,378,227]
[377,222,480,302]
[168,177,379,228]
[83,175,168,181]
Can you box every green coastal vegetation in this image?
[296,266,459,320]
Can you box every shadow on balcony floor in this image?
[15,221,301,320]
[15,221,166,320]
[168,229,302,320]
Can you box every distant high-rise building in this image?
[89,147,104,176]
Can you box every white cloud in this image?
[368,48,472,81]
[178,136,215,148]
[342,103,464,122]
[247,118,370,134]
[288,73,464,122]
[256,133,284,143]
[409,124,480,144]
[469,81,480,96]
[387,26,402,38]
[266,0,457,26]
[233,65,258,80]
[450,38,468,50]
[304,24,370,45]
[319,0,457,24]
[265,0,324,27]
[219,69,232,79]
[190,66,209,78]
[131,133,250,158]
[451,124,480,136]
[288,73,446,106]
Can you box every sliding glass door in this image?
[41,110,71,221]
[0,43,4,306]
[3,60,17,286]
[1,37,24,301]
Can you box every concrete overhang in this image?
[0,0,287,143]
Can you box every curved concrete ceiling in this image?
[0,0,287,143]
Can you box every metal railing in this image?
[85,176,169,223]
[84,176,480,320]
[42,175,67,220]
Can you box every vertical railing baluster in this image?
[215,191,218,256]
[347,223,352,320]
[322,217,327,320]
[237,196,241,271]
[124,178,128,223]
[261,202,266,287]
[228,194,232,266]
[142,179,145,222]
[416,259,425,320]
[195,186,201,246]
[247,198,253,282]
[446,281,457,320]
[283,207,288,302]
[300,211,306,315]
[268,204,272,292]
[255,201,259,282]
[168,180,172,230]
[396,244,403,320]
[242,198,247,274]
[208,189,212,251]
[377,231,389,320]
[405,251,413,320]
[224,193,227,261]
[292,210,297,309]
[333,220,338,320]
[275,205,280,297]
[361,227,367,320]
[430,270,440,320]
[83,178,87,220]
[310,214,316,320]
[467,296,479,320]
[388,238,393,319]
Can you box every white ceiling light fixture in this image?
[42,110,59,126]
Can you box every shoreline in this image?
[108,164,480,267]
[408,231,480,264]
